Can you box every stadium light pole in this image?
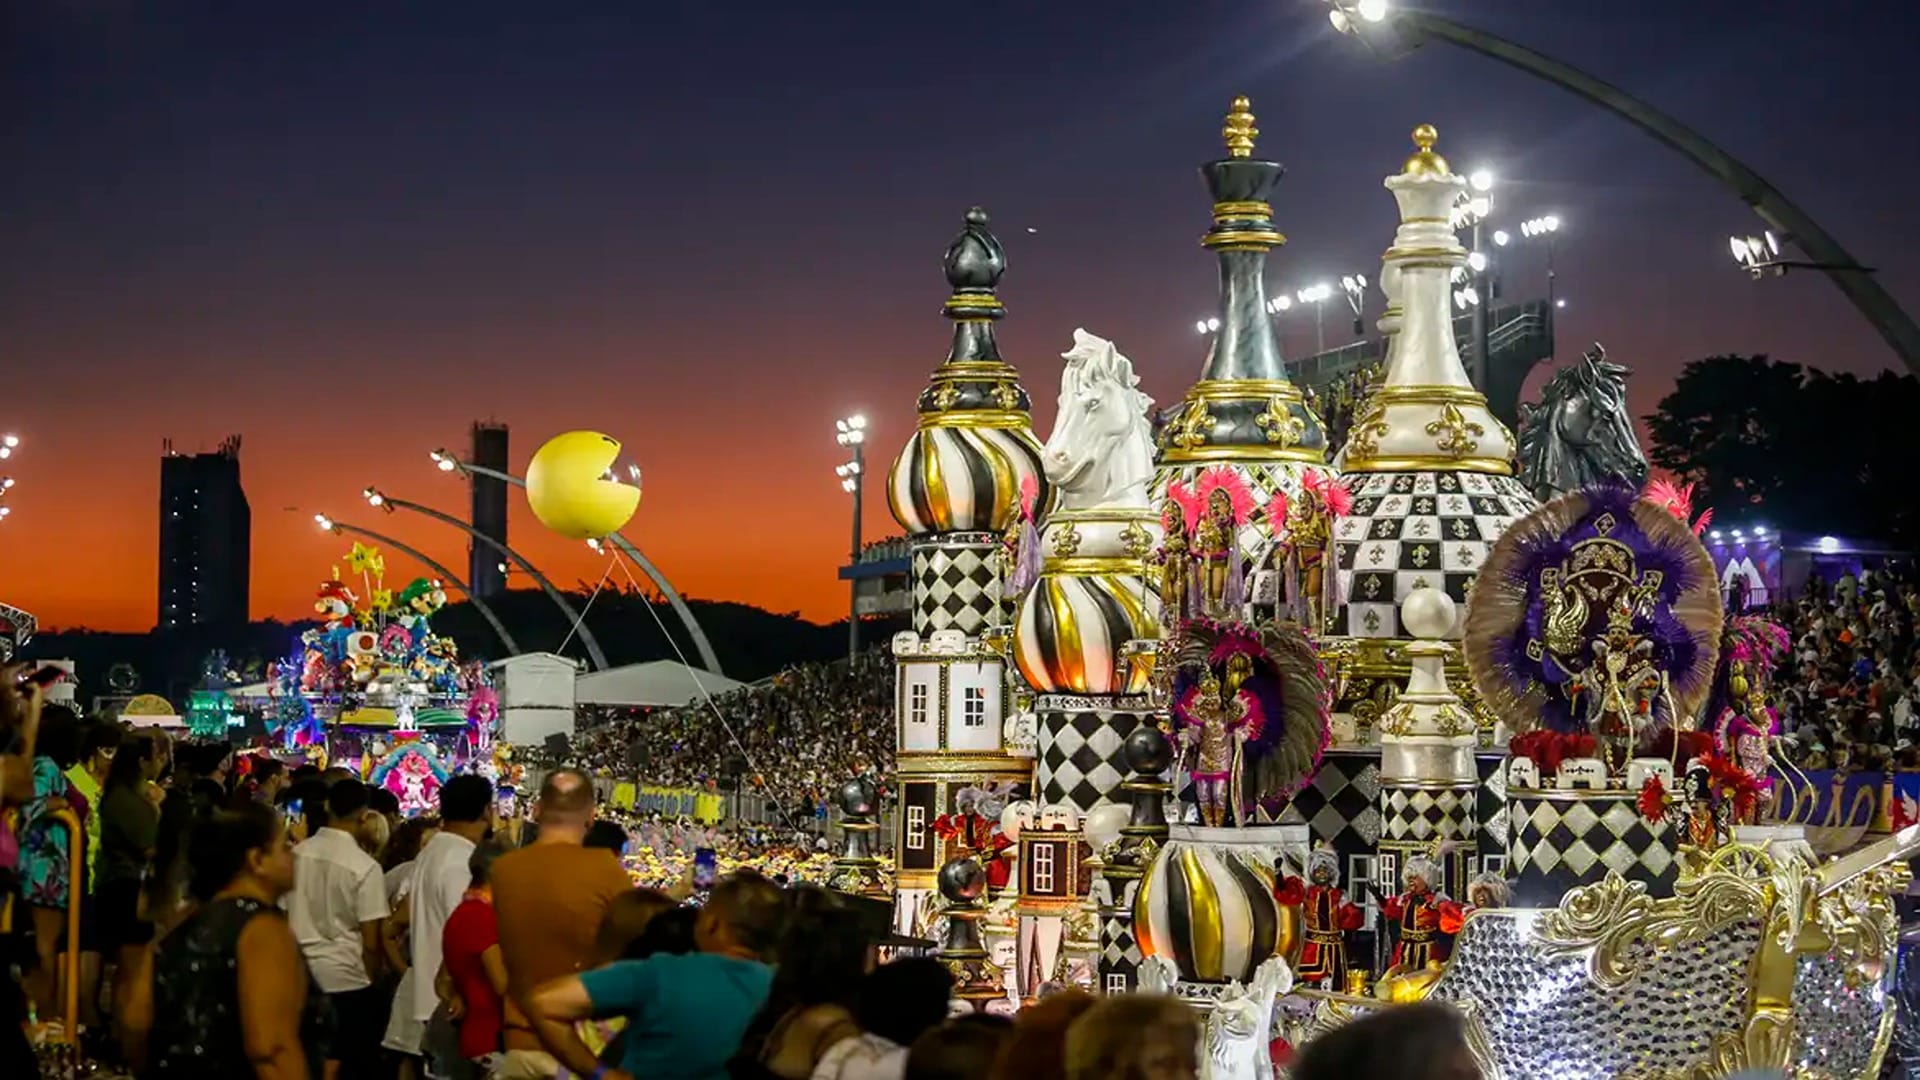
[1321,0,1920,377]
[428,449,725,676]
[1520,215,1562,311]
[0,434,18,523]
[1296,283,1334,353]
[312,513,521,655]
[363,487,611,671]
[835,415,868,661]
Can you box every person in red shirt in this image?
[1273,848,1363,989]
[438,843,509,1071]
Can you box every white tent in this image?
[574,660,743,709]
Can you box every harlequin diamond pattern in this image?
[1333,471,1536,639]
[1477,756,1508,856]
[1381,786,1475,842]
[912,539,1001,636]
[1282,754,1383,873]
[1100,916,1139,971]
[1038,705,1149,813]
[1508,793,1677,907]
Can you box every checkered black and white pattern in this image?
[1380,784,1477,844]
[1036,696,1153,814]
[1333,471,1537,638]
[1100,913,1141,992]
[1283,752,1383,851]
[1476,755,1508,861]
[912,535,1001,636]
[1508,792,1678,907]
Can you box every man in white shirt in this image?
[410,774,497,1037]
[287,779,391,1073]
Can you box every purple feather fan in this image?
[1465,480,1724,737]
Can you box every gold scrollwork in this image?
[1168,400,1215,451]
[1254,396,1307,448]
[1425,402,1486,458]
[1532,868,1767,991]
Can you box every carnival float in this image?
[264,540,499,813]
[868,100,1911,1078]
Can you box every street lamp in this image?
[1729,231,1782,276]
[1296,282,1334,353]
[835,414,868,660]
[0,434,17,460]
[1520,215,1562,309]
[1451,173,1496,388]
[1339,274,1368,335]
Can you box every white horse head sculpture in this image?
[1043,329,1155,512]
[1201,956,1293,1080]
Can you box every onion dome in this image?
[1157,98,1327,467]
[887,209,1051,536]
[1011,510,1162,695]
[1341,125,1516,475]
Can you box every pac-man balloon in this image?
[525,431,642,540]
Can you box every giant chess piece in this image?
[936,855,1004,1011]
[1375,586,1477,897]
[827,777,889,898]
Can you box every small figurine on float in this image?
[1438,869,1510,935]
[1274,846,1363,988]
[1166,620,1330,828]
[933,783,1017,891]
[1188,467,1255,618]
[1176,668,1251,827]
[1153,496,1193,628]
[1266,471,1351,633]
[1375,848,1450,970]
[1707,615,1789,822]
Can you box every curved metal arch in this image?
[322,519,521,656]
[1368,10,1920,376]
[380,496,611,671]
[449,462,725,676]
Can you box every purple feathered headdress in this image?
[1464,480,1724,736]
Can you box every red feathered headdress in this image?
[1302,470,1353,517]
[1196,466,1257,524]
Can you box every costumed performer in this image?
[1374,850,1449,970]
[1274,846,1363,988]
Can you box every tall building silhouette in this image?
[158,436,251,630]
[469,421,509,599]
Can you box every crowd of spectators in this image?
[564,652,896,819]
[1769,564,1920,773]
[1305,360,1384,456]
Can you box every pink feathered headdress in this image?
[1302,471,1353,517]
[1019,473,1040,523]
[1643,477,1712,536]
[1165,479,1204,534]
[1195,466,1257,524]
[1266,490,1291,532]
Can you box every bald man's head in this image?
[537,767,597,827]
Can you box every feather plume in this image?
[1167,619,1330,810]
[1165,479,1204,534]
[1019,473,1039,522]
[1195,466,1257,524]
[1265,490,1290,533]
[1642,477,1710,536]
[1303,470,1353,517]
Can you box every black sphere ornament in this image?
[937,856,988,904]
[838,778,875,818]
[1124,724,1174,775]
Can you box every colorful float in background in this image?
[265,541,500,809]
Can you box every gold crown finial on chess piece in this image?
[1402,123,1450,177]
[1223,96,1259,158]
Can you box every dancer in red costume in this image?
[1274,847,1363,988]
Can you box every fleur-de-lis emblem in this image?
[1119,520,1153,559]
[1425,402,1485,458]
[1051,522,1083,558]
[1450,519,1472,539]
[1254,396,1307,447]
[1169,400,1215,450]
[1456,545,1477,566]
[1363,609,1383,633]
[1344,405,1389,460]
[1410,544,1432,568]
[930,383,962,410]
[992,383,1023,410]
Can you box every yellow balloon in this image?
[525,431,642,540]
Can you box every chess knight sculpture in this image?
[1515,344,1650,503]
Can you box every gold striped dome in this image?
[886,208,1052,536]
[1135,834,1299,983]
[1010,510,1161,695]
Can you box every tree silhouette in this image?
[1645,355,1919,542]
